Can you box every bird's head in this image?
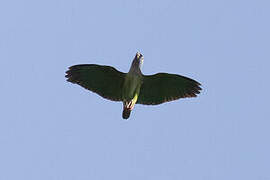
[132,52,144,69]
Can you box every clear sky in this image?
[1,0,269,179]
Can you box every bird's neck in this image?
[128,60,142,75]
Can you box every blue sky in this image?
[1,0,269,179]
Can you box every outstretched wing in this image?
[137,73,201,105]
[65,64,126,101]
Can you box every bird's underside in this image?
[65,52,202,119]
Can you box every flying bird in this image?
[65,52,202,119]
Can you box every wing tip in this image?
[65,69,76,83]
[65,65,86,82]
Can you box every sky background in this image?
[1,0,270,179]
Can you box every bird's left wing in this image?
[137,73,201,105]
[65,64,126,101]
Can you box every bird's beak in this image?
[136,52,143,60]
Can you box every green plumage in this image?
[138,73,201,105]
[65,52,202,119]
[66,64,126,101]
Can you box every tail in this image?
[122,107,131,119]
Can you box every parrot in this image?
[65,52,202,119]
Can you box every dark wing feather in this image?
[65,64,126,101]
[137,73,201,105]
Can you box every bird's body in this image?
[122,60,143,118]
[123,68,142,101]
[65,52,201,119]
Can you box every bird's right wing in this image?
[65,64,126,101]
[137,73,201,105]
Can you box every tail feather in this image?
[122,107,131,119]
